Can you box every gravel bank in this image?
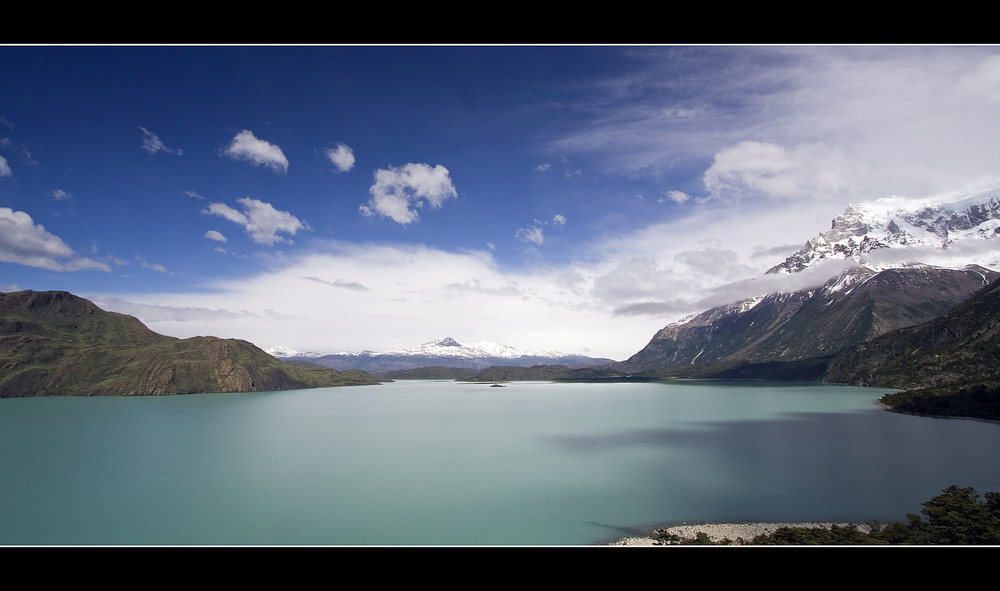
[610,522,871,545]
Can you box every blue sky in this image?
[4,45,1000,360]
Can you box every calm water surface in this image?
[1,379,998,545]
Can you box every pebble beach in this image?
[609,522,871,545]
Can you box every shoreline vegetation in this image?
[606,485,1000,546]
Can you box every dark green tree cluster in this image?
[748,486,1000,545]
[879,382,1000,421]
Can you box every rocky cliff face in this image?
[0,290,380,397]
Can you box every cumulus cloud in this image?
[360,163,457,224]
[0,207,109,271]
[140,127,182,156]
[325,143,355,172]
[204,197,307,246]
[223,130,288,173]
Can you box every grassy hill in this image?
[0,290,380,397]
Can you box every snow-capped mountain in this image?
[272,337,615,373]
[379,337,541,359]
[621,185,1000,376]
[767,187,1000,274]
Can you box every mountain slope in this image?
[0,290,380,397]
[622,265,997,375]
[825,275,1000,390]
[821,276,1000,420]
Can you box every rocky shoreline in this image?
[609,522,871,545]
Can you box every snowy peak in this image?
[767,189,1000,274]
[265,344,323,358]
[387,337,530,359]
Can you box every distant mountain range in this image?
[0,290,380,397]
[269,337,615,374]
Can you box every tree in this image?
[909,485,1000,545]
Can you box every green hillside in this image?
[0,290,380,397]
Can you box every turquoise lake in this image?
[1,379,998,545]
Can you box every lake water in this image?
[1,379,998,546]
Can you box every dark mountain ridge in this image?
[0,290,380,397]
[621,264,997,375]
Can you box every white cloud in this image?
[0,154,10,177]
[516,224,545,245]
[0,207,110,271]
[204,197,307,246]
[516,215,566,245]
[546,47,1000,206]
[204,230,227,243]
[663,190,691,204]
[701,140,852,203]
[325,143,355,172]
[140,127,182,156]
[360,163,458,224]
[223,130,288,173]
[136,256,170,274]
